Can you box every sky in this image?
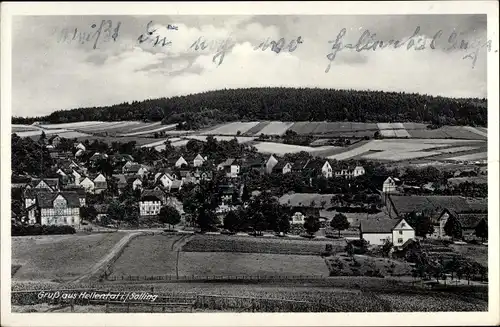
[11,14,490,117]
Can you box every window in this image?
[401,223,406,227]
[399,230,403,235]
[398,238,403,243]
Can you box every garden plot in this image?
[15,129,69,137]
[119,124,177,136]
[256,122,294,135]
[204,122,261,135]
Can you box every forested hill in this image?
[13,87,487,127]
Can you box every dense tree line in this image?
[11,134,54,176]
[13,87,487,126]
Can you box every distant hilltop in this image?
[12,87,487,128]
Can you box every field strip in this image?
[39,121,107,129]
[15,129,70,137]
[128,121,162,131]
[463,126,488,137]
[445,152,487,161]
[255,122,295,136]
[120,124,177,136]
[78,121,138,132]
[72,232,143,284]
[140,139,170,148]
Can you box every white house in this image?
[93,173,107,194]
[218,158,240,178]
[382,177,399,193]
[72,170,82,185]
[80,177,95,194]
[335,166,365,179]
[75,143,86,151]
[282,162,293,174]
[139,191,164,217]
[265,155,279,174]
[154,172,174,190]
[75,149,85,157]
[56,168,67,177]
[175,156,188,168]
[291,212,306,225]
[359,218,415,246]
[321,161,333,178]
[193,154,206,167]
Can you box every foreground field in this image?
[12,232,125,282]
[110,234,332,278]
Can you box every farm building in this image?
[291,158,310,172]
[74,142,86,151]
[123,164,149,177]
[154,172,175,190]
[382,177,401,194]
[127,177,143,191]
[433,208,488,240]
[34,192,81,227]
[304,160,334,178]
[60,186,86,206]
[192,154,206,167]
[359,218,415,247]
[79,177,95,194]
[48,135,61,147]
[272,161,292,174]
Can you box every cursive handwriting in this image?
[254,36,304,53]
[325,26,495,72]
[57,20,121,49]
[138,21,172,47]
[189,36,236,66]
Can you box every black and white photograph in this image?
[1,2,499,326]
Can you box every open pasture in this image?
[185,135,256,143]
[243,121,271,135]
[446,152,487,162]
[12,233,126,282]
[38,121,106,130]
[12,125,40,133]
[57,131,90,138]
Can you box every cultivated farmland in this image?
[253,142,338,155]
[447,152,487,161]
[119,124,177,137]
[12,232,126,282]
[255,122,295,136]
[204,122,261,135]
[181,234,344,255]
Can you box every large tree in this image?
[223,210,240,232]
[303,216,320,238]
[444,217,463,241]
[159,205,181,230]
[475,219,488,242]
[80,206,98,222]
[330,213,350,238]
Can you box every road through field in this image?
[72,232,143,283]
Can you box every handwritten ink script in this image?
[138,21,173,47]
[57,20,121,49]
[325,26,495,72]
[254,36,304,53]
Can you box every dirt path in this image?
[71,232,143,284]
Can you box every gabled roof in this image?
[31,178,59,189]
[36,192,80,208]
[292,159,310,170]
[61,186,86,196]
[360,219,401,234]
[218,158,236,167]
[273,161,288,170]
[303,159,327,171]
[24,188,53,199]
[112,174,127,185]
[171,180,183,189]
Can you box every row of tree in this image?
[13,87,487,126]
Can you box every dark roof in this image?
[303,159,326,171]
[456,214,487,229]
[24,188,53,199]
[62,186,86,196]
[32,178,59,189]
[95,181,108,189]
[111,154,134,161]
[36,192,80,208]
[141,189,164,201]
[218,158,236,167]
[360,219,400,233]
[390,195,474,215]
[292,159,310,170]
[171,180,182,189]
[273,161,287,170]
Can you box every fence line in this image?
[105,274,328,282]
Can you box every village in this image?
[11,130,488,249]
